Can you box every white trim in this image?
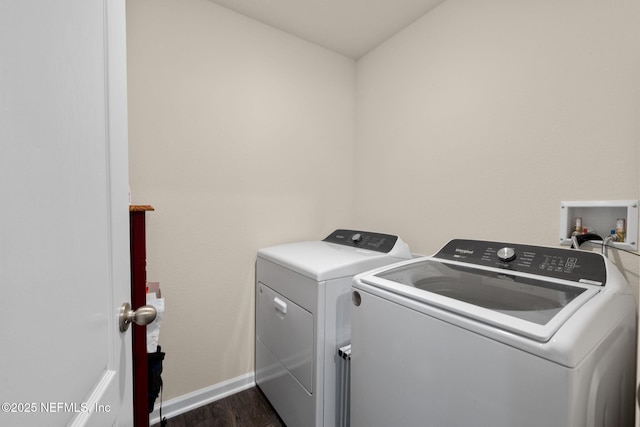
[149,372,256,425]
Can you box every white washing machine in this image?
[256,229,412,427]
[351,239,637,427]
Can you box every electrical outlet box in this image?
[559,200,638,251]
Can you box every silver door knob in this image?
[119,302,157,332]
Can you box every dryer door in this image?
[257,282,314,392]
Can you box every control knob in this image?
[497,247,516,262]
[351,233,362,243]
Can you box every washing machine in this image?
[255,229,412,427]
[351,239,637,427]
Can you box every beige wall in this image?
[128,0,640,407]
[126,0,356,399]
[355,5,640,421]
[355,0,640,289]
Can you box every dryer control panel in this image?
[323,229,399,253]
[434,239,607,286]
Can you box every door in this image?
[0,0,132,426]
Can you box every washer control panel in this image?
[434,239,607,285]
[323,229,399,253]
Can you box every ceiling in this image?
[209,0,446,59]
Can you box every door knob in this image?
[119,302,157,332]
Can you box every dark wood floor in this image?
[152,386,285,427]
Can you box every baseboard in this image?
[149,371,256,425]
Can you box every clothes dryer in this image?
[256,229,411,427]
[351,239,636,427]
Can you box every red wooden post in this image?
[129,205,154,427]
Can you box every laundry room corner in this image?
[125,0,640,423]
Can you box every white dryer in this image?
[256,229,411,427]
[351,239,637,427]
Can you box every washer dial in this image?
[497,247,516,262]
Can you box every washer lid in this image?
[361,258,600,342]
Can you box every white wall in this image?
[126,0,356,399]
[355,0,640,289]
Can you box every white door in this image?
[0,0,133,426]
